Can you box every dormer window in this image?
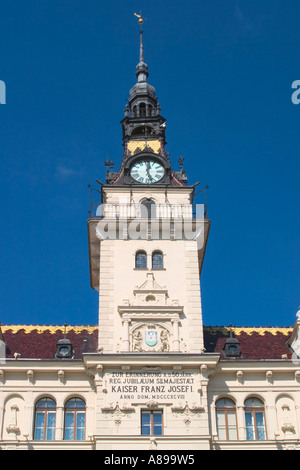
[55,324,74,359]
[223,329,241,358]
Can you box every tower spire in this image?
[134,13,149,82]
[139,28,144,63]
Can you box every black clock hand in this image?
[146,168,154,182]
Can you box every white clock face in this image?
[130,160,164,184]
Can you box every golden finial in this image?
[134,12,146,26]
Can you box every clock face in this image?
[130,160,164,184]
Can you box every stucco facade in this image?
[1,326,300,450]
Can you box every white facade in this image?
[1,334,300,450]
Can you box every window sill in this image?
[134,268,166,271]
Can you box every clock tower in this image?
[86,20,215,449]
[106,27,185,188]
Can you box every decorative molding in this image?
[101,402,135,431]
[6,405,20,436]
[266,370,273,383]
[146,400,158,409]
[101,402,135,412]
[236,370,244,383]
[281,423,296,435]
[171,401,204,431]
[171,401,204,413]
[57,370,65,384]
[27,369,34,384]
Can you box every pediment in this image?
[121,273,180,308]
[135,272,166,293]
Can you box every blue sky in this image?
[0,0,299,328]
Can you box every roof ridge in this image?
[204,326,293,337]
[204,325,293,328]
[1,325,98,335]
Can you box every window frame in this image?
[135,250,147,269]
[64,397,86,441]
[244,397,267,441]
[139,102,147,117]
[34,397,56,441]
[215,398,238,441]
[141,409,163,436]
[152,251,164,270]
[140,198,156,219]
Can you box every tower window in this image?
[135,250,147,269]
[152,251,163,269]
[34,398,56,441]
[64,398,86,441]
[141,410,163,436]
[131,125,154,136]
[139,102,146,117]
[141,198,156,218]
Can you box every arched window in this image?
[132,125,154,136]
[152,251,163,269]
[34,398,56,441]
[244,397,266,441]
[216,398,238,440]
[64,398,86,441]
[139,102,146,117]
[141,199,156,218]
[135,251,147,269]
[148,104,153,116]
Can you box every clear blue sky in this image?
[0,0,299,328]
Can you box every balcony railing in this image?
[88,203,207,220]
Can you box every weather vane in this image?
[134,12,146,29]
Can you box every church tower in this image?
[86,18,215,448]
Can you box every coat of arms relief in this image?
[132,323,170,352]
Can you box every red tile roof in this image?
[0,325,293,360]
[0,326,98,360]
[204,327,293,360]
